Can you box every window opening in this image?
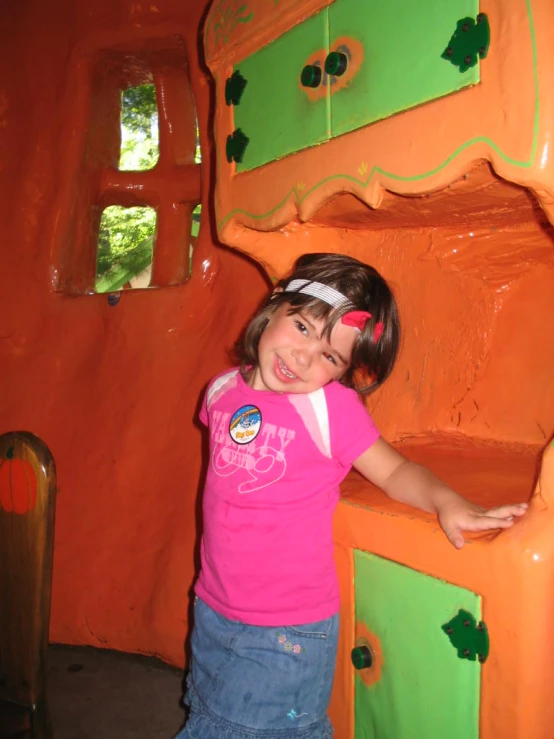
[53,39,203,294]
[189,124,202,272]
[191,204,201,239]
[95,84,159,293]
[96,206,157,293]
[119,84,159,171]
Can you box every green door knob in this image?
[301,64,322,88]
[351,645,372,670]
[325,51,348,77]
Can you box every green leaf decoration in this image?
[225,70,248,106]
[441,609,490,663]
[226,128,250,163]
[442,14,490,74]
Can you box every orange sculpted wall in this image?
[0,0,268,663]
[1,0,554,675]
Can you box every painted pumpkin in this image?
[0,446,37,514]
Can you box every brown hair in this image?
[236,253,400,395]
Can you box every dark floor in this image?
[47,644,186,739]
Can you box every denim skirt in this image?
[176,598,338,739]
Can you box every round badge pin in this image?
[229,405,262,445]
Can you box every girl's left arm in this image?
[353,438,527,549]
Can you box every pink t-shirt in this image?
[195,368,379,626]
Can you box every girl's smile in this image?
[249,304,357,393]
[274,355,299,382]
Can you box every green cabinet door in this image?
[354,550,481,739]
[232,10,330,172]
[329,0,481,138]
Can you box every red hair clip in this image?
[373,322,384,342]
[342,311,384,343]
[341,311,371,332]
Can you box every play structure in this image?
[0,0,553,737]
[202,0,554,736]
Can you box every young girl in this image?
[178,253,527,739]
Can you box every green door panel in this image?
[329,0,480,138]
[354,550,481,739]
[232,10,330,172]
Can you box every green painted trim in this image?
[217,0,539,232]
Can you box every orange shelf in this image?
[341,434,541,511]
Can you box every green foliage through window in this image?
[119,85,159,172]
[96,206,156,293]
[192,204,201,238]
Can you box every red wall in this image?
[0,0,267,664]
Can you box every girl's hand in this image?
[437,500,528,549]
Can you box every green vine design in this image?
[209,1,254,52]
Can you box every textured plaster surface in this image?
[0,0,268,664]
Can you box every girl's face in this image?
[249,304,356,394]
